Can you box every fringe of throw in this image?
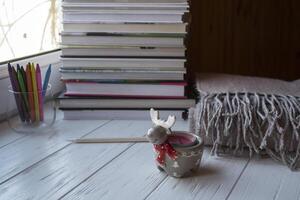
[189,92,300,170]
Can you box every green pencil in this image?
[17,66,30,121]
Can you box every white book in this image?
[60,34,185,47]
[62,22,187,33]
[62,109,188,120]
[63,0,188,3]
[60,68,186,73]
[60,71,185,81]
[63,11,187,23]
[58,96,195,109]
[61,66,185,71]
[63,9,186,15]
[63,6,188,12]
[60,57,186,69]
[63,81,186,97]
[61,46,186,57]
[62,2,189,9]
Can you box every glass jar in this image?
[6,84,56,133]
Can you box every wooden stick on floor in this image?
[69,137,149,143]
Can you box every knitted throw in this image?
[189,73,300,170]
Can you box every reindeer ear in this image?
[150,108,159,125]
[150,108,176,129]
[165,115,176,128]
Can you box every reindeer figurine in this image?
[146,108,204,178]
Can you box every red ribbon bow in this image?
[154,142,177,166]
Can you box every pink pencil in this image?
[36,64,44,121]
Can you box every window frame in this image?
[0,48,61,79]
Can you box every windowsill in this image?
[0,49,61,80]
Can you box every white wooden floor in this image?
[1,110,300,200]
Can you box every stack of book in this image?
[58,0,194,120]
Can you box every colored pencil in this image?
[12,66,28,122]
[20,66,27,91]
[17,66,30,122]
[26,63,35,122]
[8,63,25,122]
[42,64,51,97]
[36,64,44,121]
[31,63,40,121]
[17,67,29,109]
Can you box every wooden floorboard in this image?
[0,122,25,149]
[60,120,189,200]
[0,107,63,149]
[0,119,108,185]
[145,152,250,200]
[0,120,156,200]
[227,156,300,200]
[61,143,167,200]
[1,117,300,200]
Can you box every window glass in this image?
[0,0,60,62]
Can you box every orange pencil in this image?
[26,63,35,122]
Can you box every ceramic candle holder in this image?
[153,131,204,178]
[147,108,204,178]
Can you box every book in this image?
[60,34,185,47]
[61,46,186,57]
[60,69,185,81]
[60,68,186,73]
[63,7,188,12]
[63,0,188,3]
[60,108,189,120]
[62,2,189,11]
[60,57,186,69]
[63,81,187,97]
[59,0,193,121]
[62,22,187,33]
[60,66,185,71]
[57,94,195,108]
[63,10,188,23]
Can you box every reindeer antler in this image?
[150,108,176,129]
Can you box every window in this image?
[0,0,60,63]
[0,0,63,119]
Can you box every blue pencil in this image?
[42,64,51,97]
